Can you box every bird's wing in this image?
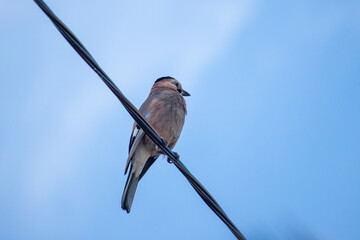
[139,156,157,180]
[125,124,145,175]
[124,91,160,175]
[128,123,140,153]
[124,110,152,175]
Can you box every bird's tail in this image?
[121,169,139,213]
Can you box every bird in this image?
[121,76,190,213]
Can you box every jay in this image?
[121,76,190,213]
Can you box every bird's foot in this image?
[153,137,179,163]
[167,152,179,164]
[161,138,168,146]
[155,137,168,153]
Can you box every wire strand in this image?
[33,1,246,239]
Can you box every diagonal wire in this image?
[33,1,246,239]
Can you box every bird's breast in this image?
[146,92,186,150]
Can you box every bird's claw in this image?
[167,152,179,164]
[155,137,168,153]
[154,137,179,163]
[161,138,168,146]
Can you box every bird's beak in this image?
[182,89,191,97]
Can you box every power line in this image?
[33,1,246,239]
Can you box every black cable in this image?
[33,1,246,239]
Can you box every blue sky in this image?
[1,0,359,239]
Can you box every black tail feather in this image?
[121,171,139,213]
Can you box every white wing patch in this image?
[125,112,151,175]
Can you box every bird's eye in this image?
[175,82,179,88]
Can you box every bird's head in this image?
[153,76,190,97]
